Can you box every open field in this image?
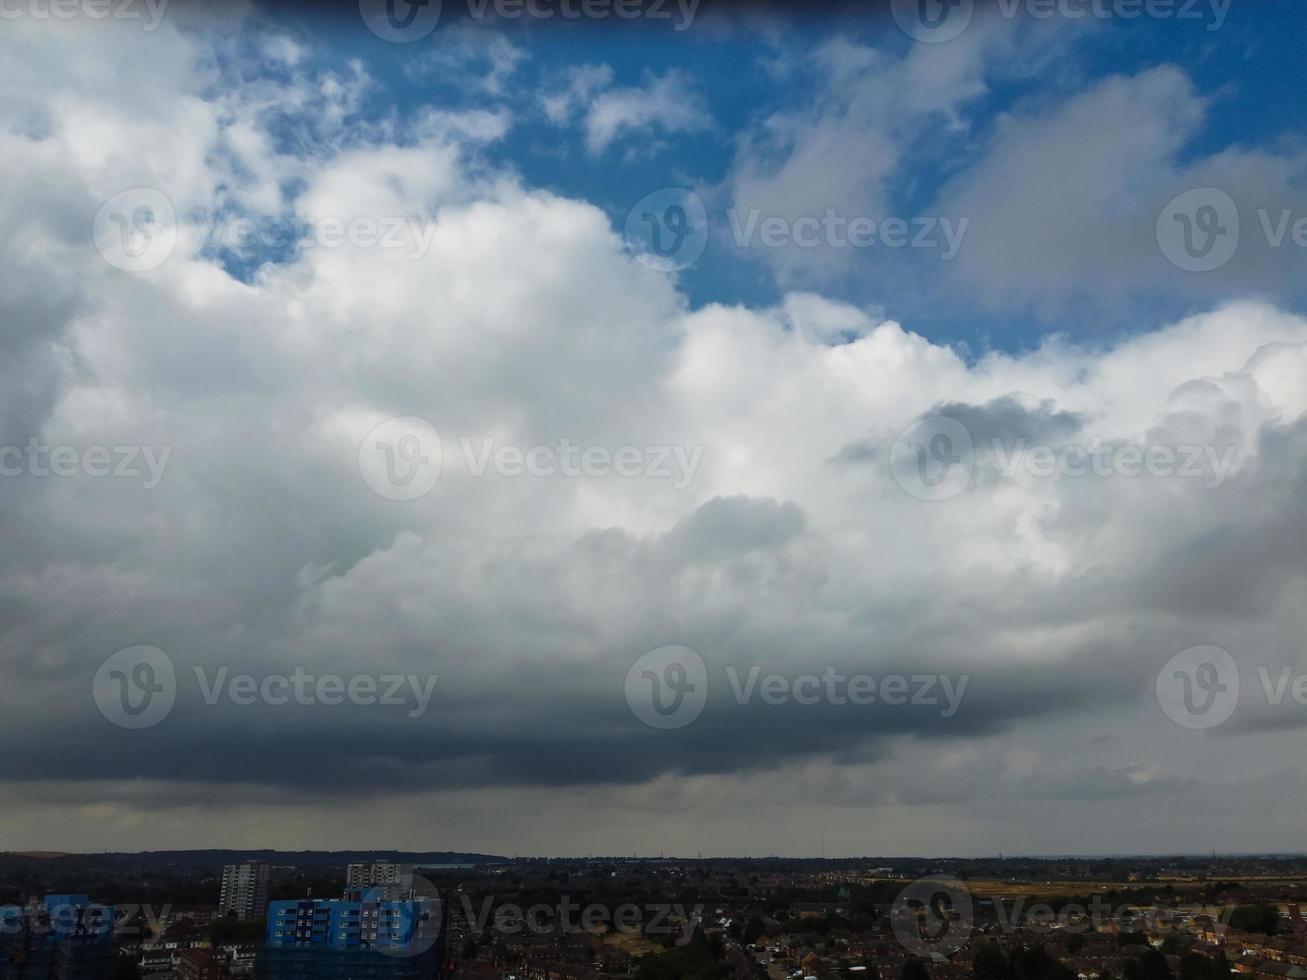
[602,932,666,958]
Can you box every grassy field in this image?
[602,931,666,957]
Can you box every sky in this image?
[2,0,1307,856]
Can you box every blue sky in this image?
[6,0,1307,853]
[255,0,1307,355]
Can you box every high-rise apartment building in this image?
[345,863,415,892]
[262,893,442,979]
[218,863,271,920]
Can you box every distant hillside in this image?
[1,849,505,872]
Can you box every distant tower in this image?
[218,862,271,920]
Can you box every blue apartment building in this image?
[260,889,442,979]
[0,895,117,980]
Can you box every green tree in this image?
[1229,906,1280,936]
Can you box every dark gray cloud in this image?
[2,12,1307,856]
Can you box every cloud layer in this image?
[2,7,1307,855]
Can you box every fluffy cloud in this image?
[2,9,1307,855]
[544,66,712,154]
